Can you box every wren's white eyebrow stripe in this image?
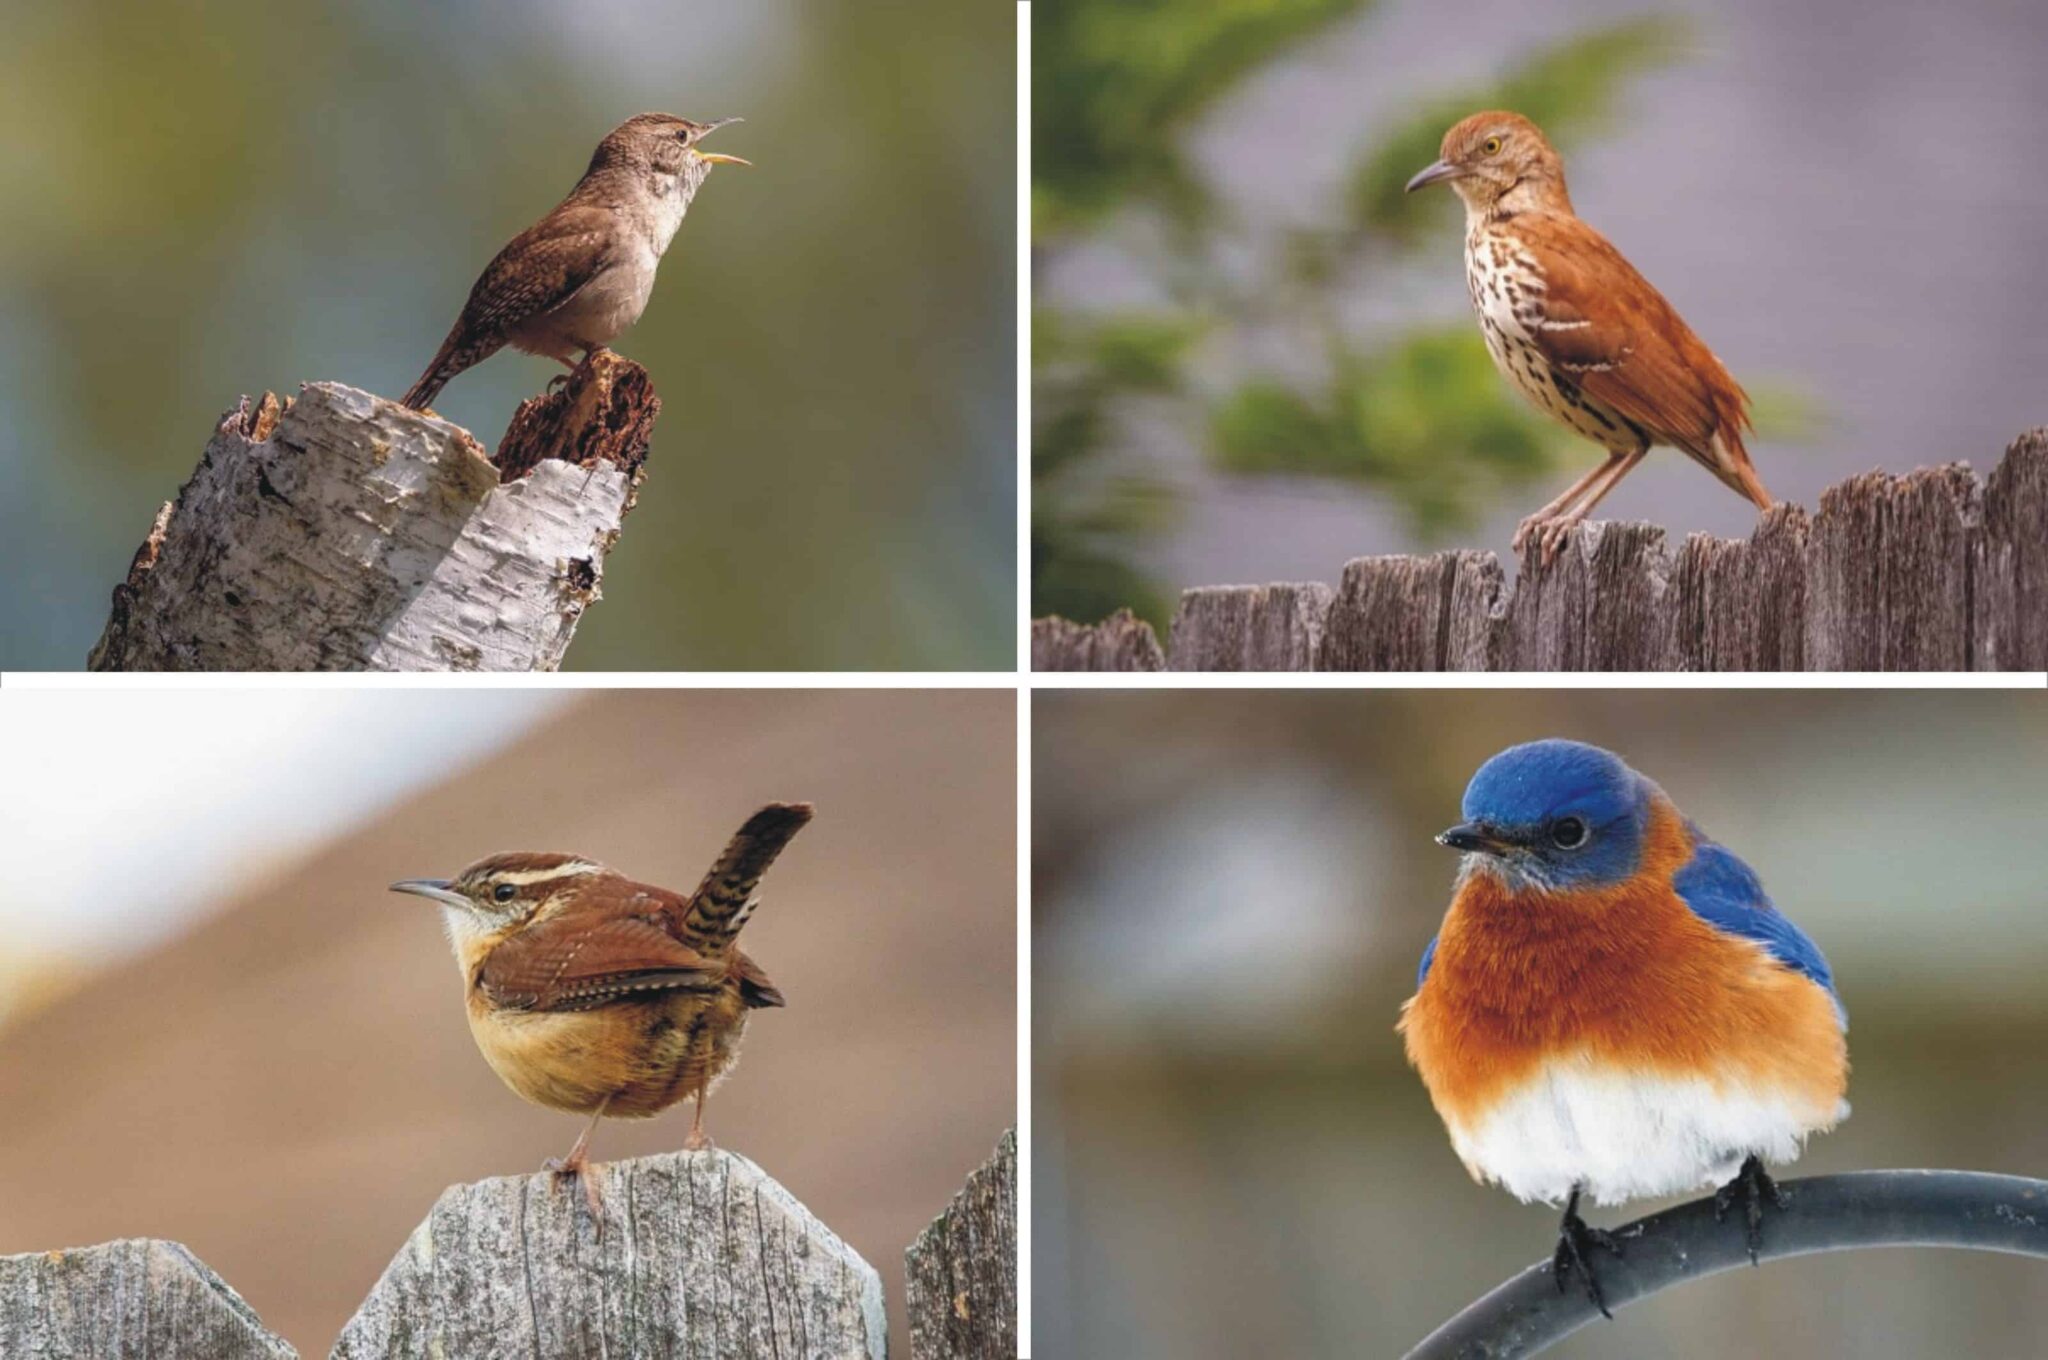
[488,862,605,886]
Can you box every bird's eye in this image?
[1549,817,1588,850]
[493,884,517,903]
[1481,136,1504,156]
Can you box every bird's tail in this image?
[679,803,815,954]
[1707,427,1774,511]
[400,330,500,411]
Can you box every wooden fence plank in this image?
[906,1131,1016,1360]
[0,1240,295,1359]
[1167,584,1333,671]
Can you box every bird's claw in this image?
[1713,1154,1787,1265]
[1552,1206,1623,1319]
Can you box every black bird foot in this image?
[1552,1187,1623,1319]
[1713,1154,1788,1265]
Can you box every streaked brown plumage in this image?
[1406,111,1771,560]
[400,112,749,411]
[390,802,811,1212]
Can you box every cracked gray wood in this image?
[89,358,660,672]
[330,1148,886,1360]
[905,1130,1016,1360]
[0,1239,296,1359]
[1033,430,2048,671]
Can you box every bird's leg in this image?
[1713,1154,1789,1265]
[1551,1184,1623,1320]
[545,1097,612,1218]
[682,1086,715,1153]
[1534,447,1647,564]
[1514,451,1624,554]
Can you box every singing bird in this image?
[400,112,749,411]
[1406,113,1772,561]
[390,802,810,1213]
[1399,741,1846,1316]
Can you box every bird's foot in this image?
[1713,1154,1788,1265]
[1552,1205,1623,1319]
[545,1150,606,1220]
[682,1127,716,1153]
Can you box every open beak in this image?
[1436,822,1511,855]
[1404,158,1462,193]
[389,878,470,910]
[696,116,750,166]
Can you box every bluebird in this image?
[1398,739,1848,1316]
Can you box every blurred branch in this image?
[1405,1170,2048,1359]
[91,362,655,672]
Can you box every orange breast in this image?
[1399,798,1846,1136]
[465,985,750,1120]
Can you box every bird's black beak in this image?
[1437,822,1510,854]
[1404,158,1462,193]
[389,878,468,910]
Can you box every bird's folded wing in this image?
[1672,840,1843,1024]
[733,950,786,1009]
[458,204,619,339]
[478,912,724,1012]
[1517,216,1751,465]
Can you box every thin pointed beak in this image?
[693,116,749,166]
[389,878,469,910]
[697,152,751,167]
[1437,822,1510,854]
[1405,158,1462,193]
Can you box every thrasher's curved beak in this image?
[1405,158,1462,193]
[389,878,469,910]
[1436,822,1511,855]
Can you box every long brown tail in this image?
[400,329,501,410]
[679,802,814,954]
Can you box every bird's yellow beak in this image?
[697,152,752,167]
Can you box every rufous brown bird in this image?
[400,112,749,411]
[1406,111,1771,561]
[390,802,811,1213]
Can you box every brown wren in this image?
[390,802,810,1211]
[400,112,749,410]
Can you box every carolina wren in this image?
[400,112,750,410]
[390,802,811,1211]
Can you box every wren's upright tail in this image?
[679,802,815,954]
[400,329,505,411]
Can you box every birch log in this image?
[0,1239,296,1359]
[89,356,659,671]
[331,1149,887,1360]
[1034,430,2048,672]
[905,1130,1018,1360]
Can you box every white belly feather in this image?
[1448,1056,1848,1207]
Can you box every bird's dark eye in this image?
[1481,136,1504,155]
[1550,817,1588,850]
[493,883,517,903]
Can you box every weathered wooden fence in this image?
[1035,431,2048,671]
[0,1133,1016,1359]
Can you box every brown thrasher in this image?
[1406,111,1771,561]
[390,802,810,1214]
[401,113,749,411]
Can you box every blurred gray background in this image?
[1035,690,2048,1358]
[1033,0,2048,626]
[0,0,1014,670]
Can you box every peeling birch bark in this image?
[89,357,659,671]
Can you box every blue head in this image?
[1440,739,1656,892]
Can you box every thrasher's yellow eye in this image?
[1482,136,1504,155]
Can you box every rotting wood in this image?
[1034,431,2048,672]
[89,356,659,672]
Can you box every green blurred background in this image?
[1035,690,2048,1358]
[1033,0,2048,629]
[0,0,1014,670]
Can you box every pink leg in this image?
[1536,447,1648,563]
[1513,451,1625,553]
[545,1098,612,1218]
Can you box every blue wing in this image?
[1672,834,1844,1025]
[1416,934,1438,989]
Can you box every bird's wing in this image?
[455,203,620,339]
[477,907,725,1013]
[676,803,815,954]
[733,950,786,1009]
[1512,214,1758,488]
[1672,838,1843,1024]
[1415,934,1439,989]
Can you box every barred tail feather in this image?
[680,802,815,953]
[400,330,502,411]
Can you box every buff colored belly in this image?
[465,987,748,1120]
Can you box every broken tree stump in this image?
[89,357,660,672]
